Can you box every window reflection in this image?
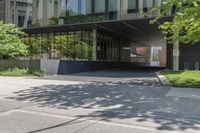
[32,0,43,27]
[128,0,137,13]
[10,0,33,27]
[67,0,79,15]
[8,0,165,27]
[108,0,120,12]
[23,30,96,61]
[143,0,154,12]
[94,0,105,14]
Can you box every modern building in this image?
[0,0,199,74]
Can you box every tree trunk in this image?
[173,40,179,71]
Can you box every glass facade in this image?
[5,0,166,28]
[22,28,166,67]
[23,30,96,60]
[2,0,167,67]
[22,28,122,62]
[96,29,120,62]
[128,0,138,13]
[9,0,33,27]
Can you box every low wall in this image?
[0,60,120,75]
[56,61,120,75]
[40,60,121,75]
[0,59,165,75]
[0,60,40,70]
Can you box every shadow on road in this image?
[7,81,200,132]
[69,69,157,78]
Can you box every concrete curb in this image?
[156,70,172,87]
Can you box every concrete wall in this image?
[40,60,60,75]
[57,61,123,75]
[0,0,5,22]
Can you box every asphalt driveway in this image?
[0,70,200,133]
[39,69,161,86]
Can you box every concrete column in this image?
[116,0,121,20]
[23,0,32,28]
[119,0,128,19]
[32,0,38,24]
[173,41,179,71]
[138,0,143,17]
[54,0,58,17]
[4,0,10,23]
[92,29,97,61]
[154,0,161,16]
[43,0,48,26]
[13,0,17,25]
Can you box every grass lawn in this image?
[161,71,200,88]
[0,68,44,77]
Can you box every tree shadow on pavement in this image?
[7,81,200,132]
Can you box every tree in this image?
[152,0,200,70]
[0,21,28,58]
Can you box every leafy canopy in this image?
[152,0,200,44]
[0,21,28,58]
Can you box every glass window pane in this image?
[67,0,79,15]
[41,34,51,59]
[154,0,162,7]
[143,0,153,8]
[29,35,41,59]
[85,0,92,14]
[10,0,33,28]
[108,0,120,12]
[128,0,137,10]
[47,0,55,18]
[78,0,92,15]
[94,0,105,13]
[32,0,43,27]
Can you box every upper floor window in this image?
[108,0,120,12]
[67,0,79,15]
[128,0,138,13]
[143,0,153,12]
[94,0,105,14]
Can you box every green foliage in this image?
[152,0,200,44]
[54,34,92,60]
[162,71,200,88]
[0,21,28,58]
[0,67,44,77]
[24,37,42,58]
[50,17,59,25]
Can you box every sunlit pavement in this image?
[0,70,200,133]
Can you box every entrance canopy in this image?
[23,17,171,42]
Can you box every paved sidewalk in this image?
[0,100,183,133]
[166,87,200,99]
[0,70,200,133]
